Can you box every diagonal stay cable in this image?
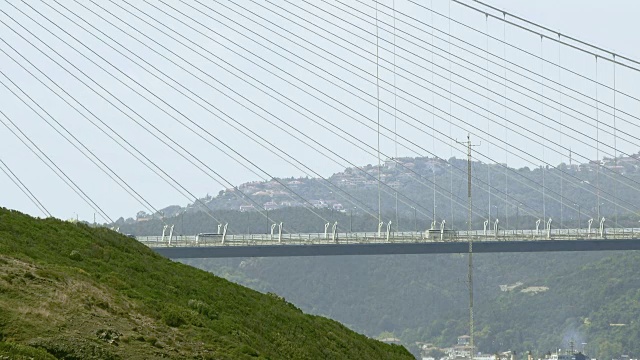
[0,7,299,232]
[287,0,640,186]
[355,0,640,132]
[303,0,640,200]
[182,0,547,219]
[33,0,378,229]
[250,0,640,214]
[10,0,343,232]
[217,0,633,217]
[454,0,640,71]
[331,0,640,148]
[0,110,112,222]
[136,0,534,221]
[200,0,556,220]
[0,40,223,229]
[133,0,598,222]
[141,0,551,220]
[213,0,639,221]
[73,0,445,222]
[0,70,166,225]
[0,156,51,217]
[405,0,640,100]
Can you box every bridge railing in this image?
[135,228,640,248]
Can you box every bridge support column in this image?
[168,225,174,246]
[222,223,228,245]
[161,225,168,244]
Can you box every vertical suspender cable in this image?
[486,13,491,226]
[393,0,398,232]
[541,35,546,223]
[503,12,508,230]
[376,1,382,233]
[431,0,436,226]
[559,33,564,230]
[596,55,600,221]
[393,0,397,160]
[612,54,617,227]
[449,0,454,229]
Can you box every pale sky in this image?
[1,0,639,222]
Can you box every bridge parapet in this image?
[136,227,640,249]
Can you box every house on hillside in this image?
[239,205,255,212]
[263,202,278,211]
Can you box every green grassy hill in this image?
[0,208,412,359]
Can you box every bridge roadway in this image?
[138,228,640,258]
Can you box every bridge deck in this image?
[138,229,640,258]
[151,239,640,258]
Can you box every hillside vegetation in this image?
[182,251,640,359]
[120,156,640,232]
[114,155,640,358]
[0,208,411,359]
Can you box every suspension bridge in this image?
[1,1,640,257]
[2,1,639,354]
[135,218,640,258]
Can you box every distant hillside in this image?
[124,154,640,231]
[182,251,640,359]
[0,208,412,359]
[112,154,640,359]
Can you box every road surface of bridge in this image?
[138,228,640,258]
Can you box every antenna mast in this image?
[459,133,479,360]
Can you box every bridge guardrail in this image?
[136,228,640,248]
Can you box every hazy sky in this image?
[1,0,639,222]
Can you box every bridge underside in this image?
[154,238,640,259]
